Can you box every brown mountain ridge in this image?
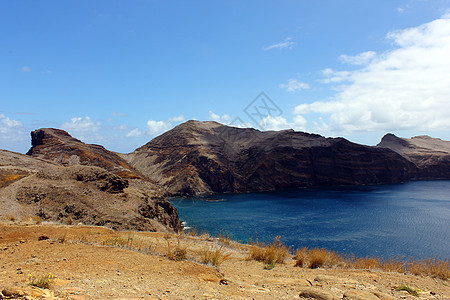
[26,120,450,197]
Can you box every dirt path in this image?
[1,223,449,299]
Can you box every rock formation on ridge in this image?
[27,128,143,179]
[378,133,450,179]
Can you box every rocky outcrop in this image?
[377,133,450,180]
[27,128,143,179]
[21,123,450,199]
[127,121,417,196]
[0,150,181,232]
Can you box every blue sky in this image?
[1,1,450,153]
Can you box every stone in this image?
[343,289,379,300]
[299,287,338,300]
[1,286,24,298]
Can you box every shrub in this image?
[200,245,230,266]
[294,247,308,267]
[218,232,232,246]
[353,256,381,270]
[308,248,329,269]
[166,235,187,261]
[28,273,54,289]
[381,256,406,273]
[395,284,420,296]
[248,236,290,265]
[408,257,450,280]
[295,247,336,269]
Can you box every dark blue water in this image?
[170,181,450,259]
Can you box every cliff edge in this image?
[378,133,450,179]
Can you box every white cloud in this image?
[263,38,295,50]
[126,128,142,138]
[259,115,307,131]
[295,16,450,134]
[168,115,185,122]
[21,66,31,72]
[279,79,310,92]
[339,51,376,65]
[146,120,172,135]
[114,124,128,131]
[208,111,232,124]
[0,113,22,130]
[0,114,27,150]
[61,116,101,142]
[320,68,352,83]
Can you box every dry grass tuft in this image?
[200,245,230,266]
[352,256,381,270]
[408,257,450,280]
[165,235,188,261]
[294,247,308,267]
[308,248,330,269]
[248,236,290,265]
[101,234,156,253]
[381,256,407,273]
[295,247,342,269]
[294,246,449,280]
[218,232,232,246]
[28,273,54,289]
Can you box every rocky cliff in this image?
[377,133,450,179]
[27,128,143,179]
[0,149,182,232]
[127,121,417,196]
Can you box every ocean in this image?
[170,180,450,259]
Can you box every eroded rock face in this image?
[127,121,417,196]
[0,150,182,232]
[377,133,450,180]
[27,128,142,179]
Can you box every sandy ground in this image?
[0,223,449,300]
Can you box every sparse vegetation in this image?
[165,234,188,261]
[264,262,276,270]
[218,232,232,246]
[308,248,330,269]
[28,273,54,289]
[101,234,156,253]
[395,284,420,296]
[294,246,450,280]
[294,247,339,269]
[247,236,290,266]
[200,245,230,266]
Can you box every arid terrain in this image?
[1,123,450,299]
[1,221,449,300]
